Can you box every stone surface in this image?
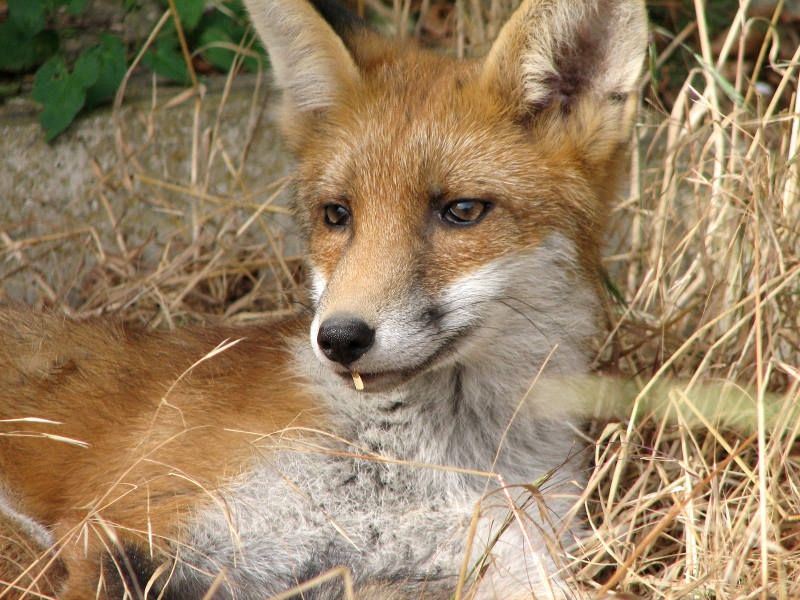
[0,74,297,308]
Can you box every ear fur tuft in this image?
[244,0,360,114]
[484,0,647,111]
[481,0,647,156]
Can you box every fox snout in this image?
[316,314,375,366]
[309,275,430,386]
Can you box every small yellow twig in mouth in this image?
[351,371,364,391]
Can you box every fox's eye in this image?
[441,199,492,226]
[323,203,351,228]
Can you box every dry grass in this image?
[1,0,799,598]
[577,0,800,596]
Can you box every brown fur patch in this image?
[0,308,323,597]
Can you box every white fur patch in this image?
[0,490,54,549]
[308,267,327,304]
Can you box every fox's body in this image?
[0,0,646,598]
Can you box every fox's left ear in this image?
[482,0,648,166]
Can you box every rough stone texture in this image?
[0,75,296,308]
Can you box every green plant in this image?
[0,0,261,141]
[0,0,73,74]
[143,0,260,84]
[32,32,127,141]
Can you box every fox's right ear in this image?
[244,0,359,118]
[481,0,648,167]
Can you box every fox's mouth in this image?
[335,368,414,392]
[331,329,471,393]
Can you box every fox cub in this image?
[0,0,646,598]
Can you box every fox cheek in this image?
[308,268,328,305]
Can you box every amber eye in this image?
[323,203,351,228]
[441,199,493,226]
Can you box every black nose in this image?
[316,316,375,366]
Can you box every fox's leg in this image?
[0,501,66,599]
[0,497,172,600]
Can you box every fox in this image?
[0,0,647,598]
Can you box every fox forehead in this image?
[293,51,595,249]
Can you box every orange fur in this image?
[0,309,321,598]
[288,33,640,310]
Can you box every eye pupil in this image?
[443,199,491,225]
[451,201,479,221]
[323,203,351,227]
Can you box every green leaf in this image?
[196,8,260,73]
[72,47,101,89]
[81,34,127,108]
[32,56,66,104]
[198,26,238,72]
[65,0,90,16]
[142,38,190,83]
[32,56,87,141]
[173,0,205,31]
[7,0,50,36]
[0,20,59,72]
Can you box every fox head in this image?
[244,0,647,394]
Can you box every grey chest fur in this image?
[176,431,475,598]
[170,375,584,600]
